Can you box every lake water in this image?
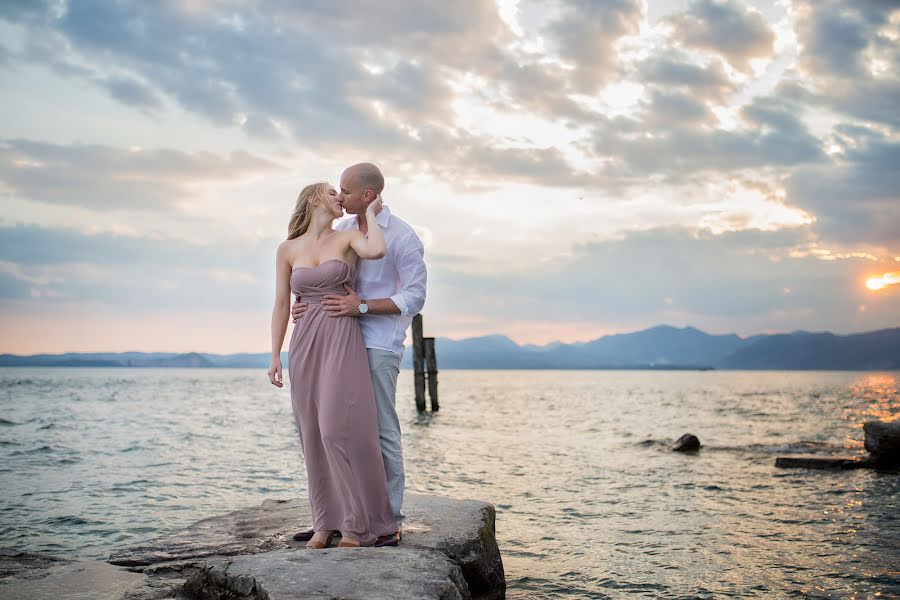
[1,368,898,598]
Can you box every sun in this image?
[866,272,900,291]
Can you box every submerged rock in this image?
[864,421,900,462]
[672,434,701,452]
[0,552,142,600]
[775,421,900,472]
[109,493,505,600]
[774,455,875,470]
[0,549,70,582]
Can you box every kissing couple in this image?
[268,163,427,549]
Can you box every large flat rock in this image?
[109,494,505,600]
[183,547,469,600]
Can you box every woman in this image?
[267,182,397,549]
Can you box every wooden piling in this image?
[424,337,439,412]
[412,314,426,414]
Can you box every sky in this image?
[0,0,898,354]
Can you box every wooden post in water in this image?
[412,314,427,414]
[424,337,439,412]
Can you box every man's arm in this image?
[321,233,426,318]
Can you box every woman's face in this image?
[322,185,343,218]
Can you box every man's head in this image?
[339,163,384,215]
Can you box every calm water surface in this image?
[1,368,898,598]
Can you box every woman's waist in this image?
[292,290,349,303]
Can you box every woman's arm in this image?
[268,242,293,388]
[348,198,386,260]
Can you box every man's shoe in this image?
[292,528,342,542]
[373,530,401,547]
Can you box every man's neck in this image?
[355,204,383,234]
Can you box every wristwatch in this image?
[357,301,369,315]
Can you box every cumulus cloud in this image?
[546,0,644,93]
[666,0,776,71]
[793,0,900,128]
[638,52,737,104]
[591,94,825,180]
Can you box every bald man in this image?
[290,163,427,547]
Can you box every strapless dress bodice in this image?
[291,259,356,303]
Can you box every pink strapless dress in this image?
[288,259,397,541]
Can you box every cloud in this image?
[102,75,163,109]
[794,0,900,128]
[4,0,888,205]
[0,140,282,211]
[638,52,737,103]
[546,0,644,93]
[0,223,273,310]
[643,89,716,126]
[591,94,825,180]
[788,134,900,246]
[666,0,776,71]
[0,0,51,22]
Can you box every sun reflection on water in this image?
[846,373,900,425]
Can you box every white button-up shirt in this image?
[335,205,427,357]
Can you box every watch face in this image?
[358,303,368,314]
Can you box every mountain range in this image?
[2,325,899,370]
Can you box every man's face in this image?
[338,170,370,215]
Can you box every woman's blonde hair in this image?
[287,182,329,240]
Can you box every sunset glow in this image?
[866,273,900,291]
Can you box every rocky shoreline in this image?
[0,494,505,600]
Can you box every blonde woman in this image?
[268,182,397,549]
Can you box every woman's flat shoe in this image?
[305,530,336,549]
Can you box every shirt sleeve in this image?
[388,233,427,317]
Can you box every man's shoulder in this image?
[386,211,421,242]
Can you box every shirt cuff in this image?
[389,293,410,317]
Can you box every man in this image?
[291,162,426,547]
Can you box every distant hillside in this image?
[717,328,900,370]
[399,325,752,369]
[0,352,216,368]
[2,326,899,370]
[545,325,749,368]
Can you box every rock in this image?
[864,421,900,461]
[672,433,701,452]
[400,496,505,599]
[774,455,875,470]
[0,548,70,582]
[0,556,142,600]
[182,547,469,600]
[109,494,505,600]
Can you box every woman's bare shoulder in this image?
[276,237,306,260]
